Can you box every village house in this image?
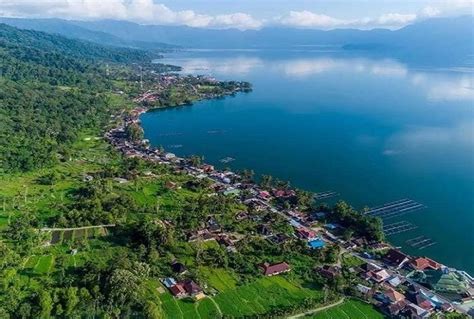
[183,280,205,300]
[187,229,215,242]
[171,261,187,275]
[258,190,272,201]
[257,224,273,236]
[165,181,179,190]
[162,277,177,288]
[202,164,214,172]
[261,262,291,276]
[217,235,237,253]
[385,274,404,288]
[371,269,391,283]
[408,257,441,271]
[206,217,221,233]
[356,283,373,299]
[164,153,176,160]
[384,287,406,304]
[235,211,248,221]
[272,189,296,199]
[296,227,317,241]
[169,283,186,298]
[316,265,341,279]
[402,303,431,318]
[384,248,410,269]
[267,233,291,245]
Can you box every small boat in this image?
[220,157,235,163]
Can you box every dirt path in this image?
[40,224,115,231]
[287,298,345,319]
[208,296,223,318]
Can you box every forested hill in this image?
[0,24,153,172]
[0,23,154,63]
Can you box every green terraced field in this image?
[309,299,385,319]
[199,267,237,292]
[34,255,54,274]
[158,275,322,319]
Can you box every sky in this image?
[0,0,473,30]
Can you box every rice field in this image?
[308,299,385,319]
[158,275,322,319]
[23,255,55,274]
[199,267,237,292]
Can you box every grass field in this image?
[342,254,365,268]
[308,299,385,319]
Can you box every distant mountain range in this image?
[1,16,473,65]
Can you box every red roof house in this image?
[183,280,203,295]
[169,283,186,297]
[297,227,317,240]
[384,288,406,304]
[261,262,291,276]
[258,191,271,200]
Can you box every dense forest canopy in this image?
[0,24,156,172]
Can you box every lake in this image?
[141,49,474,274]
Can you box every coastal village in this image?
[103,77,474,318]
[2,15,473,319]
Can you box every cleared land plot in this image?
[74,228,87,240]
[308,299,385,319]
[63,230,74,241]
[51,231,62,244]
[50,226,108,244]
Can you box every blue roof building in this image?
[162,277,177,288]
[308,238,325,249]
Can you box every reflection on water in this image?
[162,52,474,102]
[150,50,474,273]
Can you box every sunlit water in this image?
[142,49,474,274]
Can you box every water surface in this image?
[142,49,474,273]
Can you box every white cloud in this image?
[277,10,418,29]
[421,6,441,17]
[444,0,474,9]
[0,0,263,30]
[376,13,417,25]
[278,11,349,28]
[0,0,471,30]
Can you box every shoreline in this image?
[108,87,473,279]
[104,73,472,316]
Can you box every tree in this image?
[5,214,39,253]
[189,155,203,167]
[241,169,255,183]
[38,290,53,319]
[125,123,144,142]
[133,217,170,248]
[65,287,79,316]
[143,301,163,319]
[260,175,273,188]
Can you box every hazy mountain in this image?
[1,16,472,65]
[0,17,176,50]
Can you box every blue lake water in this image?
[141,49,474,274]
